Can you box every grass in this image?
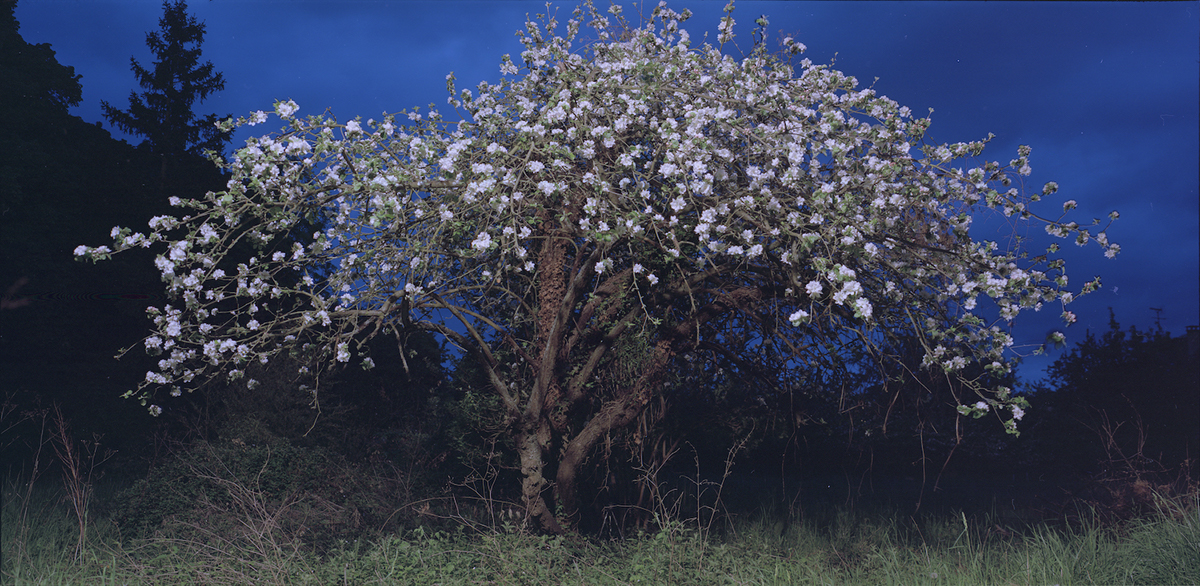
[4,468,1198,585]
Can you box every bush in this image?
[110,438,419,553]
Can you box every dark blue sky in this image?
[14,1,1199,383]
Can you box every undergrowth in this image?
[4,464,1197,585]
[4,400,1196,585]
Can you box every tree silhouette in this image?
[1042,311,1199,476]
[0,2,82,121]
[101,0,229,157]
[1,1,194,462]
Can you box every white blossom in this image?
[471,231,493,251]
[276,99,299,118]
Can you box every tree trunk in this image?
[517,212,571,533]
[516,419,563,533]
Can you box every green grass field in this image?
[4,468,1197,586]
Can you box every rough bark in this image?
[522,212,569,533]
[532,214,567,426]
[516,420,562,533]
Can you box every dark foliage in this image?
[1035,312,1199,478]
[1,2,228,468]
[0,3,81,121]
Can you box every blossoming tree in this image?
[77,1,1119,533]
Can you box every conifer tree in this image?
[101,0,229,157]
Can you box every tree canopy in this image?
[78,1,1119,533]
[101,0,229,157]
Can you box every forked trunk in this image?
[551,290,754,523]
[554,336,678,523]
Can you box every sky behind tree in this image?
[14,0,1199,382]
